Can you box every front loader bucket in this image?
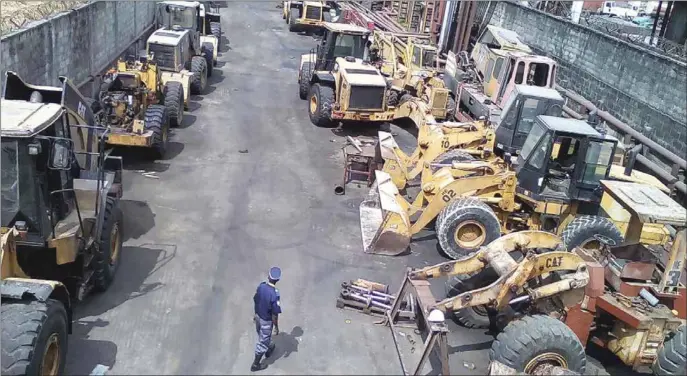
[359,171,411,256]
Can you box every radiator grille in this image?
[348,86,385,110]
[305,6,321,20]
[148,43,175,70]
[431,90,449,110]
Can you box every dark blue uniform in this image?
[253,282,281,355]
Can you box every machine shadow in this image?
[119,199,156,242]
[65,332,118,375]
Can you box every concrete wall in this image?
[488,1,687,157]
[0,1,156,91]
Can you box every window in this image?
[521,121,546,161]
[422,49,436,68]
[515,61,525,84]
[500,96,520,130]
[516,98,541,135]
[580,141,615,185]
[527,63,550,87]
[493,57,504,80]
[527,132,552,170]
[1,140,19,226]
[333,34,366,59]
[412,46,422,67]
[486,58,495,82]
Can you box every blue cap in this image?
[269,267,282,281]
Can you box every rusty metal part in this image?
[341,289,393,310]
[488,360,581,375]
[342,282,396,300]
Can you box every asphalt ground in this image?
[65,2,636,375]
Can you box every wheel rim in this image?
[109,221,121,266]
[454,220,486,249]
[40,333,60,376]
[310,94,318,114]
[524,352,568,374]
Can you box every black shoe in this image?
[265,343,276,359]
[250,354,267,372]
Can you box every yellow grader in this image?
[361,115,672,260]
[383,180,686,375]
[1,72,125,375]
[91,53,186,159]
[298,22,398,127]
[368,31,454,120]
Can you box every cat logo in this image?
[545,256,564,268]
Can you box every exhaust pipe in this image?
[334,184,345,195]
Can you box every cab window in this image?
[516,98,541,135]
[514,61,525,84]
[422,49,436,68]
[527,63,550,87]
[492,57,504,80]
[412,46,422,67]
[333,33,366,59]
[486,58,495,81]
[527,131,552,170]
[520,121,546,161]
[579,140,615,185]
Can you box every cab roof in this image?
[323,22,370,35]
[514,85,563,101]
[480,25,532,53]
[0,99,63,138]
[159,1,201,8]
[147,27,189,45]
[537,115,606,138]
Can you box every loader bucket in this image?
[359,171,411,256]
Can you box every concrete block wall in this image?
[488,1,687,157]
[1,1,156,91]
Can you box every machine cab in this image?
[495,85,565,156]
[515,115,617,203]
[156,1,201,32]
[410,43,438,70]
[313,23,371,71]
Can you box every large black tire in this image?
[446,95,457,120]
[653,325,687,376]
[490,315,586,374]
[445,269,498,328]
[93,196,123,292]
[430,149,475,173]
[298,62,312,100]
[1,300,68,375]
[386,90,400,107]
[201,42,215,76]
[190,56,208,95]
[288,10,299,32]
[163,81,184,127]
[436,197,501,260]
[143,104,169,159]
[308,83,335,128]
[560,215,623,252]
[210,21,221,42]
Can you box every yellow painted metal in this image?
[160,71,192,108]
[107,131,153,147]
[1,228,29,279]
[200,35,219,61]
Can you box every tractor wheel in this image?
[210,21,222,45]
[436,197,501,260]
[190,56,208,95]
[93,196,123,292]
[285,10,289,24]
[399,93,414,105]
[163,81,184,127]
[143,104,170,159]
[1,299,68,376]
[490,315,586,374]
[298,62,312,100]
[386,90,400,107]
[430,149,475,173]
[201,42,215,76]
[308,83,335,128]
[560,215,623,252]
[289,10,299,32]
[653,325,687,376]
[445,268,498,328]
[446,96,457,120]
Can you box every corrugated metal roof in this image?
[1,99,63,138]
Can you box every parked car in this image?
[597,1,640,19]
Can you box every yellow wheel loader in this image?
[380,85,566,190]
[151,2,212,92]
[90,54,185,159]
[298,22,396,127]
[1,72,125,375]
[361,115,671,260]
[284,1,338,33]
[369,31,454,120]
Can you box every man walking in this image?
[251,267,282,372]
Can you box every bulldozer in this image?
[149,1,212,92]
[379,84,566,190]
[298,22,397,127]
[1,71,124,375]
[361,114,672,260]
[369,31,455,120]
[283,1,338,33]
[416,181,686,375]
[90,53,185,159]
[444,25,558,123]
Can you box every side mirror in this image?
[49,139,74,170]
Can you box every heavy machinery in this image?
[361,115,671,260]
[369,31,455,120]
[379,84,566,190]
[199,1,222,61]
[386,182,686,375]
[444,26,558,123]
[283,1,338,33]
[91,53,184,158]
[1,71,124,375]
[150,1,211,91]
[298,22,397,127]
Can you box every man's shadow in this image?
[264,326,304,365]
